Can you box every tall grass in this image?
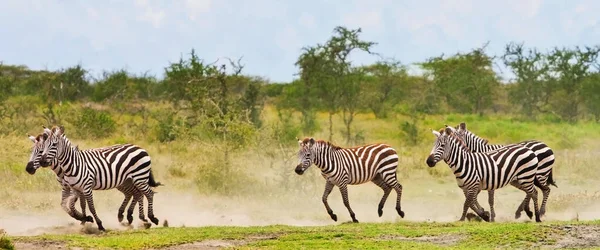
[1,100,600,215]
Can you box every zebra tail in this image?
[148,170,163,187]
[547,169,558,188]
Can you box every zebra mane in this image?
[465,130,489,145]
[446,130,471,152]
[317,140,342,150]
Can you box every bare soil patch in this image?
[155,235,278,250]
[381,234,465,246]
[550,225,600,249]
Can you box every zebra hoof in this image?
[396,208,405,218]
[540,208,546,217]
[86,216,94,222]
[150,217,159,225]
[127,215,134,225]
[330,213,338,222]
[378,209,383,217]
[352,219,359,223]
[98,224,105,232]
[118,214,124,223]
[525,210,533,219]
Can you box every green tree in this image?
[421,44,498,115]
[362,59,407,118]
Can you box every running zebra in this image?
[34,126,161,231]
[454,122,556,219]
[295,137,404,223]
[426,127,542,222]
[26,132,147,226]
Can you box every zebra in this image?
[26,132,147,226]
[426,127,542,222]
[295,137,404,223]
[454,122,556,219]
[34,126,161,231]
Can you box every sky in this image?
[1,0,599,83]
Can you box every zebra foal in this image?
[426,127,542,222]
[34,126,161,231]
[295,137,405,223]
[454,122,557,219]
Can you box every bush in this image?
[0,231,14,250]
[72,107,116,138]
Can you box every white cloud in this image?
[185,0,211,21]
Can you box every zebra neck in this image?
[57,138,86,176]
[312,143,335,172]
[444,140,469,169]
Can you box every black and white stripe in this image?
[426,127,542,222]
[26,133,147,226]
[34,126,161,231]
[295,137,404,223]
[455,122,556,219]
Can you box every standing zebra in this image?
[26,132,147,226]
[454,122,556,219]
[35,126,161,231]
[426,127,542,222]
[295,137,405,223]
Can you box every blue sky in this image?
[1,0,599,83]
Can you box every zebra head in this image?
[295,137,316,175]
[426,127,454,167]
[39,126,65,167]
[25,133,46,175]
[455,122,488,147]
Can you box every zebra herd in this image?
[23,122,556,231]
[295,122,556,223]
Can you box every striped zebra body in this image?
[36,126,161,231]
[26,132,147,226]
[455,122,556,219]
[426,127,542,222]
[295,137,404,223]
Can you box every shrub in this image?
[71,107,116,138]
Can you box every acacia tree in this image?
[362,59,407,118]
[545,46,599,122]
[421,44,498,115]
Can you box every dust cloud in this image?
[2,174,600,236]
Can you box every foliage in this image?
[71,107,116,138]
[420,43,499,115]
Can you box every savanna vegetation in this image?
[2,26,600,249]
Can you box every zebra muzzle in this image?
[294,165,305,175]
[426,155,437,167]
[25,161,37,175]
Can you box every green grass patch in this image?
[14,221,600,250]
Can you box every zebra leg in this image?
[338,184,358,223]
[539,183,551,217]
[383,173,405,218]
[135,181,159,225]
[522,183,542,223]
[116,185,133,223]
[533,175,551,217]
[510,181,533,219]
[67,190,93,224]
[464,188,489,222]
[82,188,105,231]
[322,181,337,222]
[371,175,391,217]
[463,189,488,221]
[487,190,495,222]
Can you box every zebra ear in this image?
[459,122,466,130]
[445,125,456,133]
[445,127,453,135]
[27,134,36,143]
[42,133,48,140]
[309,137,315,145]
[431,129,440,137]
